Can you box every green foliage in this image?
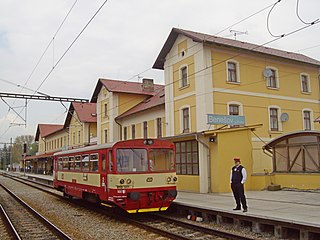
[12,135,36,163]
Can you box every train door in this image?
[101,151,107,192]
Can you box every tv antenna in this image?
[229,29,248,40]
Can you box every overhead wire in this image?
[0,0,109,139]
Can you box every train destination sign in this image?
[207,114,245,125]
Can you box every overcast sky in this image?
[1,0,320,144]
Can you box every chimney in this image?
[142,78,154,92]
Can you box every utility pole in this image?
[10,138,13,171]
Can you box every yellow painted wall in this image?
[210,129,253,193]
[173,96,196,135]
[176,175,200,192]
[38,138,46,154]
[148,119,155,138]
[118,93,146,115]
[45,130,68,152]
[89,123,97,137]
[173,56,195,97]
[69,112,83,147]
[178,40,187,55]
[100,122,109,143]
[136,123,142,138]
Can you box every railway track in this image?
[0,182,72,240]
[1,173,254,240]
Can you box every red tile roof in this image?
[91,78,163,103]
[116,87,165,119]
[35,124,64,141]
[153,28,320,69]
[64,102,97,128]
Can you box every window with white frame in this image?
[131,124,135,139]
[227,61,239,83]
[303,110,312,130]
[156,118,162,138]
[182,107,190,133]
[301,74,310,93]
[123,126,127,140]
[269,107,279,131]
[266,68,278,88]
[104,129,108,143]
[180,66,188,88]
[104,103,108,117]
[229,104,240,116]
[143,121,148,138]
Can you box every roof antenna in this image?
[229,29,248,40]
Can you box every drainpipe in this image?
[195,133,211,193]
[115,118,122,141]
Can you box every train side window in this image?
[108,151,113,171]
[58,157,63,170]
[75,155,81,171]
[69,156,75,170]
[90,153,99,172]
[63,157,69,170]
[82,154,89,172]
[101,154,106,172]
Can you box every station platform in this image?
[176,190,320,228]
[2,170,319,230]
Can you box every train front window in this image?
[116,149,147,172]
[149,149,175,172]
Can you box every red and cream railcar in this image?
[53,139,177,213]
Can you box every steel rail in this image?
[0,182,72,240]
[0,203,21,240]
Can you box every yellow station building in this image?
[152,28,320,193]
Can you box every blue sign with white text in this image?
[207,114,245,125]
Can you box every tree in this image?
[12,135,37,163]
[0,144,10,170]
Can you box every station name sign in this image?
[207,114,245,125]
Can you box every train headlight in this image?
[126,178,132,184]
[167,176,172,182]
[119,179,125,184]
[173,177,177,182]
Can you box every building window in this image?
[229,104,240,128]
[143,121,148,139]
[303,110,311,130]
[131,125,135,139]
[104,129,108,143]
[175,140,199,175]
[266,68,278,88]
[156,118,162,138]
[180,66,188,88]
[78,131,81,144]
[270,108,279,131]
[123,127,127,140]
[229,104,239,116]
[182,108,190,133]
[104,103,108,117]
[227,61,238,83]
[301,74,310,93]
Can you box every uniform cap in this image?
[233,157,241,162]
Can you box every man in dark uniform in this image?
[230,157,248,212]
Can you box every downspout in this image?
[195,133,211,193]
[115,118,122,141]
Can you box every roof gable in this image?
[116,87,165,120]
[35,124,64,141]
[153,28,320,70]
[64,102,97,128]
[91,78,163,103]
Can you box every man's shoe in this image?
[243,208,248,212]
[233,207,241,210]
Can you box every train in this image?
[53,139,177,213]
